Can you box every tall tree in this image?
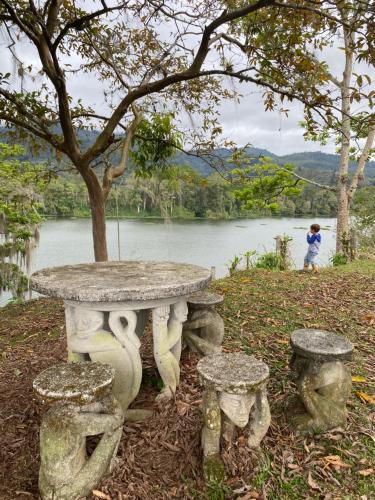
[223,1,374,254]
[307,1,375,254]
[0,1,337,261]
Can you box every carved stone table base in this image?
[33,362,124,500]
[197,353,270,482]
[289,329,354,433]
[65,297,188,411]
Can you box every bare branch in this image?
[275,164,336,191]
[102,105,143,201]
[347,119,375,201]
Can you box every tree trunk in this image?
[336,14,354,255]
[336,185,350,254]
[82,170,108,262]
[89,188,108,262]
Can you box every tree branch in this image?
[275,164,336,191]
[81,0,275,164]
[53,3,127,49]
[102,105,143,201]
[347,119,375,202]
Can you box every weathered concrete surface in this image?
[291,329,353,362]
[198,353,271,480]
[183,291,225,356]
[153,300,188,401]
[66,308,143,413]
[34,363,124,500]
[197,353,269,393]
[187,291,224,307]
[31,261,211,302]
[33,362,114,405]
[290,329,354,433]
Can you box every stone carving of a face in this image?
[219,391,256,428]
[172,301,188,323]
[75,309,104,336]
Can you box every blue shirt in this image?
[307,233,321,254]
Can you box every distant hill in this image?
[1,127,375,183]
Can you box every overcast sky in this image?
[1,23,374,157]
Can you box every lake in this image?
[32,217,336,278]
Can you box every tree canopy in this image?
[0,0,342,260]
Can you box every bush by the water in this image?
[255,251,282,270]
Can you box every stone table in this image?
[31,261,211,414]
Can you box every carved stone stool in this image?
[183,291,225,356]
[197,353,270,482]
[33,362,124,500]
[290,329,354,433]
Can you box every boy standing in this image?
[304,223,321,272]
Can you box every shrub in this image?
[255,252,282,270]
[331,253,348,267]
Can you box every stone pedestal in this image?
[197,353,270,482]
[183,291,225,356]
[289,329,354,433]
[33,362,124,500]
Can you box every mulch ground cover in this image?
[0,261,374,499]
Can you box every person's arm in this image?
[307,233,317,244]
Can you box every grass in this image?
[0,260,374,499]
[209,260,375,499]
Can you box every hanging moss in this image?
[0,143,47,300]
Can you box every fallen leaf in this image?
[352,375,366,383]
[321,455,350,469]
[276,339,289,345]
[363,313,374,321]
[308,471,320,490]
[356,391,375,405]
[358,468,373,476]
[287,463,300,470]
[92,491,111,500]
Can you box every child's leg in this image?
[310,253,319,273]
[303,253,310,270]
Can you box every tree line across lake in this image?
[43,166,339,220]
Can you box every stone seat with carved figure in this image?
[33,362,124,500]
[182,291,225,356]
[289,328,354,433]
[196,353,271,482]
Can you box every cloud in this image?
[1,23,374,157]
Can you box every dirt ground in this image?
[0,262,374,499]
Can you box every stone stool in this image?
[183,291,225,356]
[290,329,354,433]
[197,353,270,481]
[33,362,124,500]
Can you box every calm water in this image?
[33,217,336,278]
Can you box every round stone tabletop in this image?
[197,353,269,394]
[33,362,115,404]
[187,291,224,307]
[31,261,211,302]
[290,329,354,361]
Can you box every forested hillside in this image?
[1,128,372,219]
[2,127,375,181]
